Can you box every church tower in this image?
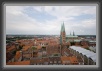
[60,22,66,44]
[73,31,75,36]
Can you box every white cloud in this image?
[43,6,96,18]
[6,6,25,15]
[6,6,96,35]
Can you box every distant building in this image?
[66,31,78,43]
[88,41,96,47]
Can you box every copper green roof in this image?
[74,40,81,42]
[66,35,78,37]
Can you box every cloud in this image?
[6,6,96,35]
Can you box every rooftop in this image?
[7,60,30,65]
[61,56,78,64]
[66,35,78,38]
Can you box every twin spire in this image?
[70,31,75,36]
[60,21,75,44]
[61,21,75,36]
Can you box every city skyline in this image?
[6,6,96,35]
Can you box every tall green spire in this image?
[61,22,65,32]
[60,22,66,44]
[61,23,62,32]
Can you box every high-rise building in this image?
[60,22,66,44]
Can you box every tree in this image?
[54,54,58,56]
[42,46,46,48]
[42,46,46,51]
[32,46,37,50]
[19,45,23,50]
[85,47,90,50]
[67,45,69,48]
[12,50,16,55]
[70,42,75,46]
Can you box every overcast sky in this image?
[6,6,96,35]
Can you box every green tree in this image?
[54,54,58,56]
[32,46,37,50]
[12,50,16,55]
[19,45,23,50]
[70,42,75,46]
[85,47,90,50]
[67,45,69,48]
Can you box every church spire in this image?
[73,31,75,36]
[60,22,66,44]
[70,32,71,35]
[61,22,65,32]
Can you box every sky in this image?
[6,6,96,35]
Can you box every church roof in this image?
[74,39,81,42]
[66,35,78,38]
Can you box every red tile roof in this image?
[61,56,78,64]
[7,45,16,51]
[14,51,21,60]
[7,60,30,65]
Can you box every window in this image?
[50,61,52,63]
[58,61,61,63]
[37,63,39,65]
[53,64,57,65]
[67,61,70,63]
[54,61,57,63]
[63,61,67,64]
